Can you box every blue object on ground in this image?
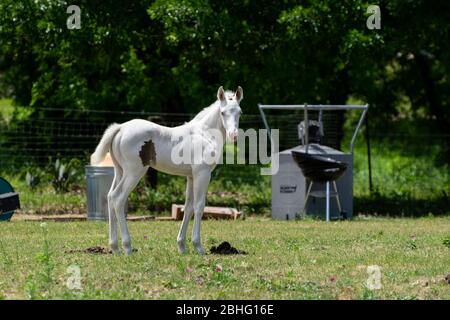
[0,177,20,221]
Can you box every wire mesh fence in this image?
[0,107,449,211]
[0,107,346,163]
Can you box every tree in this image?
[0,0,449,154]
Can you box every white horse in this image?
[91,86,243,255]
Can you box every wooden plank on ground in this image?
[126,216,155,222]
[171,204,241,220]
[155,216,177,221]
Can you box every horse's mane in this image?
[190,90,234,123]
[191,103,218,122]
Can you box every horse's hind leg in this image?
[113,169,146,256]
[108,156,123,255]
[177,176,194,254]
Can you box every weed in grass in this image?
[0,239,13,268]
[297,281,322,297]
[24,223,55,299]
[406,236,417,250]
[443,236,450,248]
[24,275,39,300]
[211,266,235,286]
[177,261,187,274]
[163,280,179,289]
[361,287,378,300]
[36,223,53,287]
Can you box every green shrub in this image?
[25,170,41,190]
[443,236,450,248]
[50,159,80,193]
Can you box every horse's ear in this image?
[217,86,226,102]
[235,86,243,102]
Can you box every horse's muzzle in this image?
[228,129,238,143]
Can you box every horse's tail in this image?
[90,123,121,165]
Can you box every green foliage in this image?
[1,0,449,124]
[24,222,54,299]
[129,176,185,213]
[0,0,160,113]
[36,223,53,288]
[24,275,39,300]
[406,238,417,251]
[0,1,449,216]
[361,287,378,300]
[127,165,271,216]
[25,170,41,190]
[443,236,450,249]
[50,159,79,193]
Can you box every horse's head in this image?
[217,86,243,142]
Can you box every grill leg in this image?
[302,181,313,219]
[333,181,342,213]
[326,181,330,222]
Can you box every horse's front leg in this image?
[177,176,194,254]
[192,169,211,255]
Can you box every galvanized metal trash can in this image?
[85,166,114,221]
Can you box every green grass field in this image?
[1,98,449,300]
[0,217,449,300]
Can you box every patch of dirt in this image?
[66,246,112,255]
[66,246,139,254]
[210,241,247,255]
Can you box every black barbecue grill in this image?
[291,152,348,183]
[292,104,348,221]
[259,103,368,221]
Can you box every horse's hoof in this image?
[110,244,121,255]
[178,245,187,254]
[177,240,187,254]
[123,245,133,256]
[192,240,206,255]
[195,246,206,256]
